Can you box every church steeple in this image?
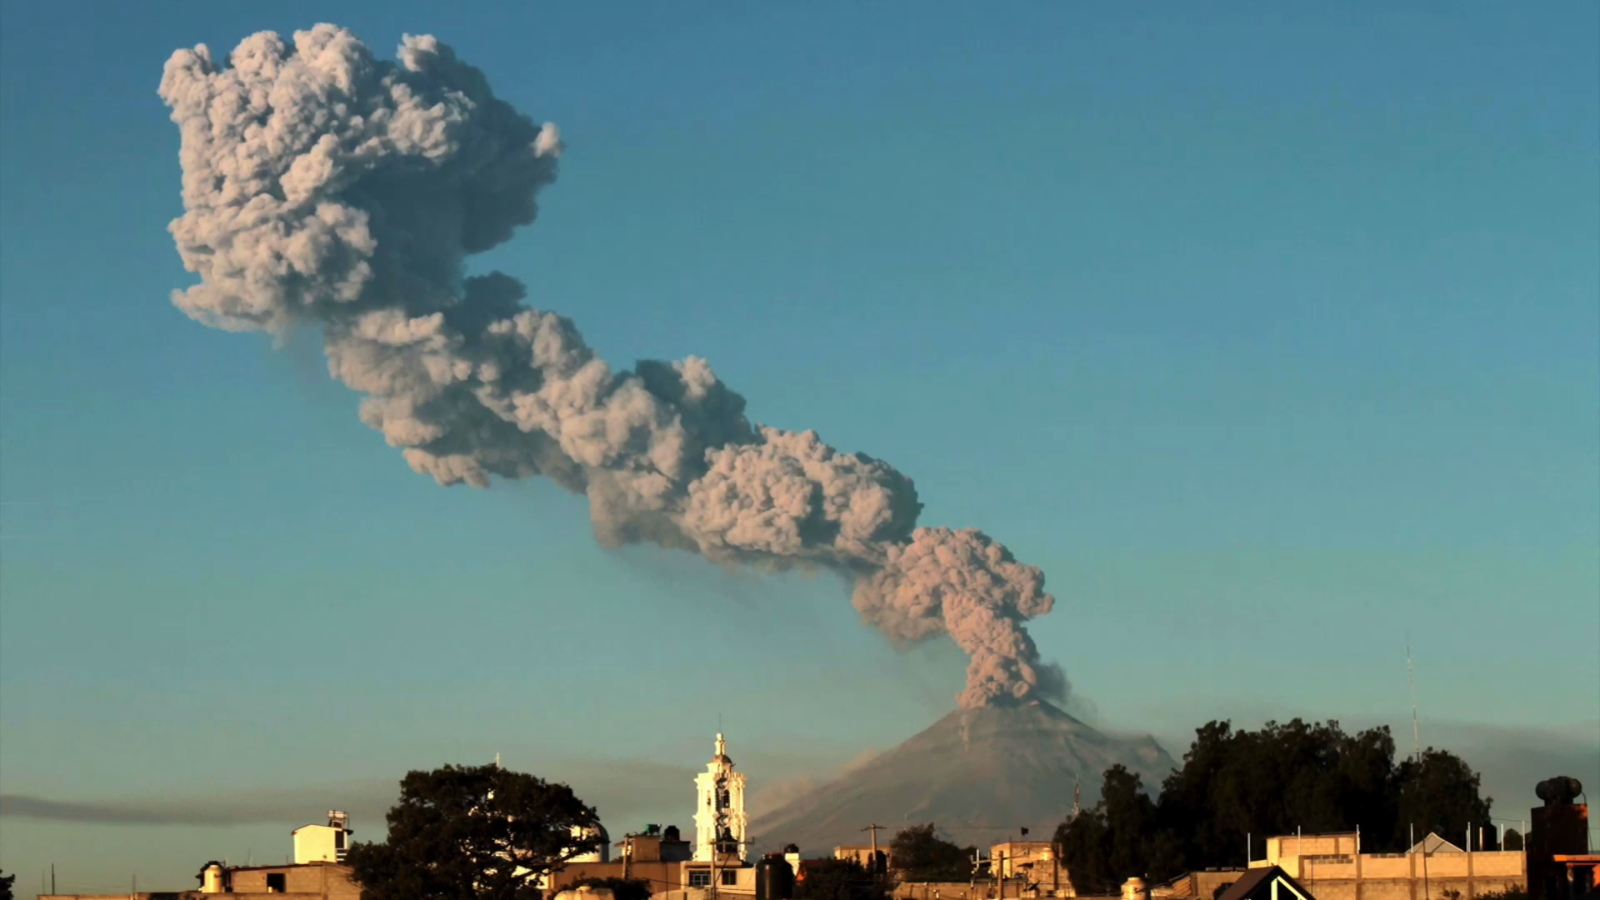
[693,732,747,863]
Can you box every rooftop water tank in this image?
[756,855,795,900]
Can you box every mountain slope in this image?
[750,701,1176,854]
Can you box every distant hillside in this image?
[750,700,1176,854]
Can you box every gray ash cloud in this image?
[159,24,1062,708]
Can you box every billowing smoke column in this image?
[159,24,1065,708]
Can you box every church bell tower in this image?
[693,733,747,863]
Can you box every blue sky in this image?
[2,1,1597,893]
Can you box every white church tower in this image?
[693,733,747,863]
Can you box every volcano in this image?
[750,700,1177,854]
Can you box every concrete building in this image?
[1155,868,1251,900]
[991,841,1060,881]
[834,845,893,869]
[41,809,363,900]
[549,735,759,898]
[40,859,361,900]
[291,811,352,865]
[891,843,1071,900]
[1244,829,1524,900]
[209,861,361,898]
[1526,776,1596,900]
[553,826,706,897]
[573,824,614,864]
[551,830,758,897]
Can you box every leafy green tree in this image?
[1391,749,1492,851]
[345,763,601,900]
[572,876,652,900]
[1102,767,1162,881]
[891,824,973,882]
[1053,719,1494,886]
[1055,766,1165,893]
[1503,829,1524,852]
[0,868,13,900]
[1155,720,1400,868]
[796,858,881,900]
[1055,806,1113,895]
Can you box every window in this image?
[721,870,739,886]
[335,830,346,850]
[689,871,712,888]
[266,872,287,893]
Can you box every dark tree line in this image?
[1055,720,1494,894]
[797,826,974,900]
[892,824,977,883]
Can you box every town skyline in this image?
[1,2,1596,896]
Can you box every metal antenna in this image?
[1407,639,1422,764]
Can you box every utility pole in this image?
[863,824,886,881]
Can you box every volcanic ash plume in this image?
[158,24,1065,709]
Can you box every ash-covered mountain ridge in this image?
[751,700,1177,854]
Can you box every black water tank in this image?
[1536,776,1584,806]
[756,855,795,900]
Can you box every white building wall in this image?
[292,824,343,864]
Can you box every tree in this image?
[1503,829,1524,852]
[1155,720,1400,868]
[0,868,13,900]
[1055,765,1167,894]
[891,824,973,883]
[572,876,652,900]
[1056,806,1113,895]
[795,858,881,900]
[1053,720,1495,887]
[1391,749,1492,851]
[1101,766,1163,881]
[345,763,601,900]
